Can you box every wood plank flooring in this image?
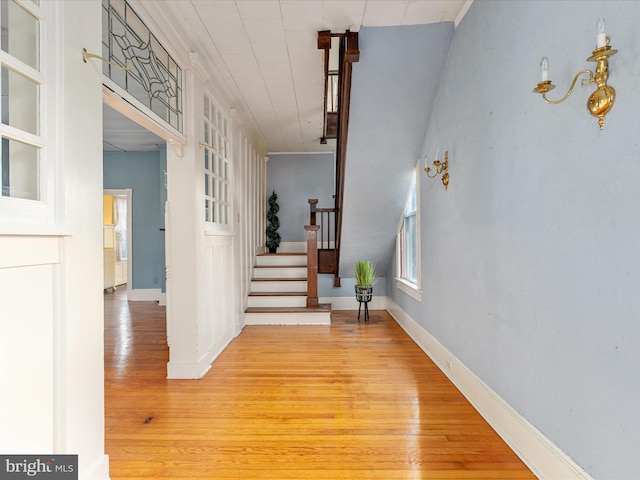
[104,289,536,479]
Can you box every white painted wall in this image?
[0,1,107,478]
[165,59,267,379]
[386,2,640,477]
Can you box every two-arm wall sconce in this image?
[532,17,617,130]
[424,150,449,190]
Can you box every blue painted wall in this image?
[386,1,640,477]
[104,151,166,291]
[341,23,454,278]
[267,152,334,242]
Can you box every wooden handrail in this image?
[316,30,359,288]
[333,30,359,287]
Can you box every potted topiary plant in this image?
[266,190,281,253]
[354,260,375,322]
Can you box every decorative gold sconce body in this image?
[424,151,449,190]
[532,18,617,130]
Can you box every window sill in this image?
[396,277,422,301]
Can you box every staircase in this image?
[244,251,331,325]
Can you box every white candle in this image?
[540,56,549,82]
[596,17,607,48]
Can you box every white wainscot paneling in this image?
[0,263,55,452]
[0,236,60,452]
[0,235,61,268]
[200,234,236,373]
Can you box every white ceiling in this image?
[104,0,471,153]
[103,104,165,152]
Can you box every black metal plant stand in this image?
[355,286,373,323]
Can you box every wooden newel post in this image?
[305,224,320,308]
[308,199,318,226]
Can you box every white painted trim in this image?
[385,297,593,480]
[167,324,235,380]
[395,277,422,301]
[166,357,212,380]
[81,453,110,480]
[129,288,162,302]
[102,83,186,146]
[0,224,70,236]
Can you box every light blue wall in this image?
[340,23,454,278]
[104,151,166,291]
[319,274,385,298]
[267,153,334,242]
[387,1,640,477]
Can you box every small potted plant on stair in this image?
[266,190,281,254]
[354,260,375,322]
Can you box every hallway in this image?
[104,289,535,479]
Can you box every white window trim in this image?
[395,160,421,301]
[202,90,232,233]
[0,0,56,226]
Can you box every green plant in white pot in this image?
[354,260,375,322]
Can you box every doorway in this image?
[103,189,132,298]
[103,101,168,303]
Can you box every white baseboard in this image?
[166,328,235,380]
[129,288,162,302]
[166,357,212,380]
[385,297,592,480]
[81,454,110,480]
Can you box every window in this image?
[0,0,43,201]
[396,163,421,300]
[102,0,183,133]
[203,94,230,226]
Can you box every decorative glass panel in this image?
[203,94,230,225]
[0,0,42,205]
[1,1,39,70]
[1,137,39,200]
[2,67,39,135]
[102,0,183,132]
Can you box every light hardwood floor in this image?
[105,289,536,479]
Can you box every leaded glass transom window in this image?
[203,94,230,225]
[102,0,183,132]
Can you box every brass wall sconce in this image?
[532,18,617,130]
[424,150,449,190]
